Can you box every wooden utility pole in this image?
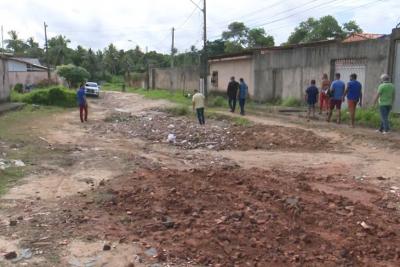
[44,22,51,80]
[202,0,208,98]
[171,27,175,68]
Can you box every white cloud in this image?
[0,0,399,52]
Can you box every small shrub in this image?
[281,97,303,107]
[11,87,76,108]
[165,105,190,116]
[13,83,23,93]
[36,79,58,88]
[211,96,226,107]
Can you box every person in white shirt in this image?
[192,89,205,125]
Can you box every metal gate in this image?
[334,59,366,108]
[393,40,400,112]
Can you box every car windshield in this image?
[86,82,98,87]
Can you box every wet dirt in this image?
[1,91,400,266]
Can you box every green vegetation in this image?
[210,96,227,108]
[0,105,66,194]
[281,97,303,107]
[342,107,400,129]
[13,83,23,93]
[56,64,90,88]
[164,105,190,116]
[0,167,25,195]
[11,87,77,107]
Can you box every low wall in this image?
[150,66,199,92]
[253,38,390,105]
[8,71,63,88]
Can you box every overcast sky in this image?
[0,0,399,54]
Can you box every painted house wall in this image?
[0,58,10,102]
[208,56,254,97]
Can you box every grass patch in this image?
[11,87,77,107]
[0,167,25,195]
[341,107,400,129]
[281,97,303,107]
[210,96,227,108]
[0,105,65,141]
[164,105,190,116]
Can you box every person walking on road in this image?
[374,74,395,134]
[327,73,345,124]
[77,83,88,123]
[227,76,239,113]
[238,78,248,116]
[305,79,319,121]
[192,89,205,125]
[344,73,363,128]
[320,73,330,115]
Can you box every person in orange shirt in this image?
[320,73,331,115]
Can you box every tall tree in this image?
[103,43,119,75]
[206,39,225,57]
[48,35,72,66]
[222,22,249,48]
[287,16,363,44]
[71,45,87,66]
[5,30,28,55]
[247,28,274,48]
[26,37,44,58]
[343,20,363,35]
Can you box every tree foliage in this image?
[287,16,363,44]
[221,22,275,53]
[56,64,90,88]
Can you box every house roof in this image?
[342,33,386,43]
[8,56,48,70]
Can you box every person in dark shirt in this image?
[76,83,88,123]
[305,79,319,121]
[227,76,239,112]
[343,73,362,128]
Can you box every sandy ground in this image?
[0,91,400,266]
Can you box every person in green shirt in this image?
[374,74,396,134]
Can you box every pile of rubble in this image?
[99,112,335,151]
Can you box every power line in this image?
[211,0,286,27]
[208,0,342,39]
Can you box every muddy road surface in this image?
[1,91,400,266]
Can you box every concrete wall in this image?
[253,38,390,105]
[8,71,62,88]
[208,56,254,97]
[0,58,10,103]
[150,66,199,92]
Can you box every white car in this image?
[84,82,100,97]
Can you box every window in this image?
[211,71,218,88]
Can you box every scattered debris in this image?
[144,247,158,257]
[4,251,17,260]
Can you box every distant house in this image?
[342,33,386,43]
[5,56,62,88]
[0,55,10,102]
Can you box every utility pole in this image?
[1,25,4,55]
[171,27,175,68]
[202,0,208,98]
[44,22,51,80]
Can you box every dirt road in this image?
[1,91,400,266]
